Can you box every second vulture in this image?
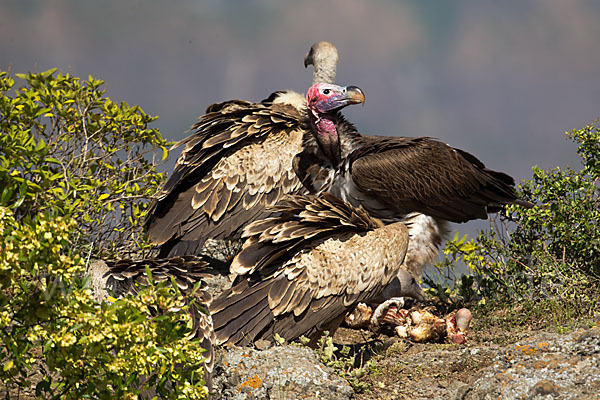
[209,193,424,347]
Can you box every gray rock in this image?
[465,327,600,400]
[212,345,355,400]
[201,238,242,263]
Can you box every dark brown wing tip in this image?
[515,199,535,209]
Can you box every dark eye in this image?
[322,89,330,95]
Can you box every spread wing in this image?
[210,193,409,346]
[145,97,309,256]
[347,136,530,223]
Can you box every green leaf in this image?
[3,360,13,372]
[41,68,58,79]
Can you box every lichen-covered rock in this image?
[212,345,355,399]
[463,326,600,400]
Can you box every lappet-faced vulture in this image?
[209,193,424,347]
[88,256,215,387]
[145,42,339,257]
[295,83,534,280]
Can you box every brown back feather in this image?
[230,193,382,277]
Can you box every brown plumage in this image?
[145,42,339,257]
[97,256,215,384]
[210,193,411,347]
[337,135,532,223]
[295,83,534,279]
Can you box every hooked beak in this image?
[343,86,365,105]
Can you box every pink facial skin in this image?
[306,83,365,115]
[306,83,338,115]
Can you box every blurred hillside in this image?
[3,0,600,238]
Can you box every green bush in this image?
[0,207,208,399]
[428,123,600,325]
[0,70,208,399]
[0,69,168,258]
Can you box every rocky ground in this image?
[213,319,600,400]
[93,254,600,399]
[6,310,598,399]
[200,246,600,399]
[6,256,599,399]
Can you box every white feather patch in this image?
[403,213,449,279]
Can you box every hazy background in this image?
[3,0,600,249]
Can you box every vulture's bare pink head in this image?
[306,83,365,115]
[306,83,364,166]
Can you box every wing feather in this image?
[103,256,216,382]
[145,97,309,256]
[348,136,529,222]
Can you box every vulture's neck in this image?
[310,112,342,167]
[312,63,337,85]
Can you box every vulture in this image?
[295,82,534,279]
[88,256,215,387]
[209,193,425,347]
[145,42,339,257]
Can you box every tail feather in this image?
[210,278,269,317]
[215,294,271,345]
[211,278,276,346]
[227,305,274,346]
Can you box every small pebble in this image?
[528,379,559,398]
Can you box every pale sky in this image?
[3,0,600,245]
